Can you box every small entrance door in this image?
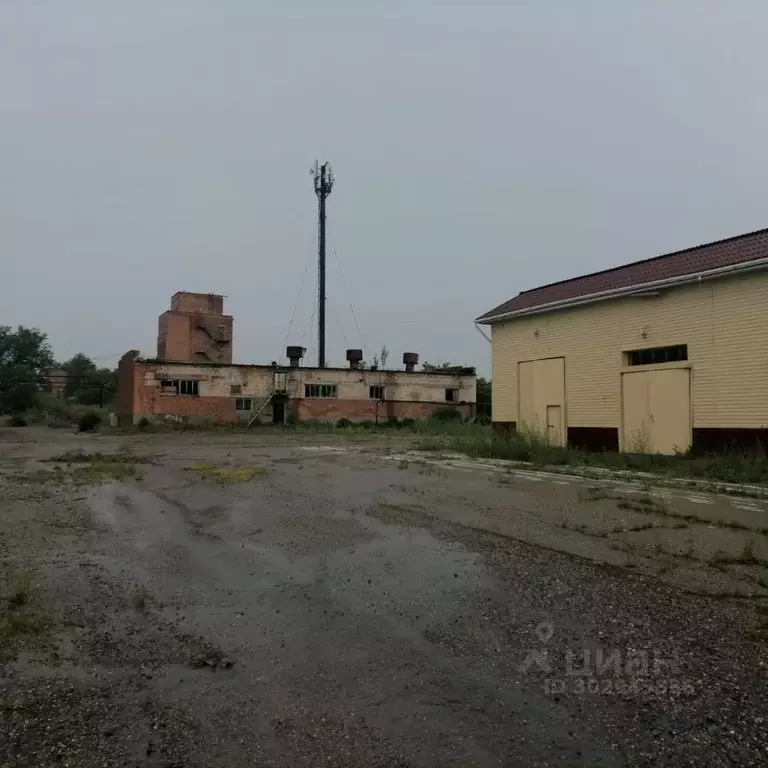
[272,400,285,425]
[546,405,563,446]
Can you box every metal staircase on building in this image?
[194,316,231,363]
[247,394,274,427]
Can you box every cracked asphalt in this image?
[1,427,767,767]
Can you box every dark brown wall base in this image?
[692,428,768,455]
[489,424,768,455]
[567,427,619,453]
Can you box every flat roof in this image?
[136,357,476,377]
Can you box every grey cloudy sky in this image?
[3,1,767,375]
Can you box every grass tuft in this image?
[46,451,143,465]
[130,585,151,613]
[0,570,46,658]
[184,461,265,485]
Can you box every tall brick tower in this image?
[157,292,233,363]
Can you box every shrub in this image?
[78,411,101,432]
[137,417,150,429]
[336,418,353,428]
[432,408,462,423]
[8,415,27,427]
[359,420,375,430]
[400,418,415,428]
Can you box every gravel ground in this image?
[0,427,767,767]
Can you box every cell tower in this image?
[313,159,334,368]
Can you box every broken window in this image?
[369,386,385,400]
[160,379,199,395]
[627,345,688,366]
[304,384,338,398]
[180,380,200,396]
[230,384,242,395]
[235,398,252,411]
[445,388,458,403]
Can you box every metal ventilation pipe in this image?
[286,345,305,369]
[403,352,419,373]
[346,349,363,370]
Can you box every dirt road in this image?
[1,428,767,766]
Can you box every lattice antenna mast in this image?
[312,160,334,368]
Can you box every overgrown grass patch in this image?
[578,486,667,514]
[616,496,668,515]
[184,461,265,485]
[19,450,147,485]
[21,393,112,430]
[16,462,139,486]
[711,539,768,567]
[412,425,768,486]
[45,450,144,465]
[0,570,47,658]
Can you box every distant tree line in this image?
[0,325,117,414]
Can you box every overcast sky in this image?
[3,1,768,375]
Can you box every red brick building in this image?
[116,293,476,426]
[157,292,233,364]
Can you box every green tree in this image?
[61,353,117,406]
[476,377,492,421]
[0,326,55,413]
[62,353,96,398]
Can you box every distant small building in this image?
[116,293,476,426]
[43,368,68,397]
[476,227,768,454]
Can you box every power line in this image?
[332,248,364,348]
[281,247,314,356]
[326,299,350,347]
[300,298,318,349]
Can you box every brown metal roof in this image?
[477,227,768,322]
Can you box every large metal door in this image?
[518,357,566,445]
[649,368,691,454]
[621,368,690,454]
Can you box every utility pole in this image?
[313,159,334,368]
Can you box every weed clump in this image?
[432,408,462,423]
[78,411,102,432]
[184,461,265,485]
[131,585,151,613]
[0,570,46,658]
[46,450,142,465]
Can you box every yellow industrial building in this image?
[476,228,768,454]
